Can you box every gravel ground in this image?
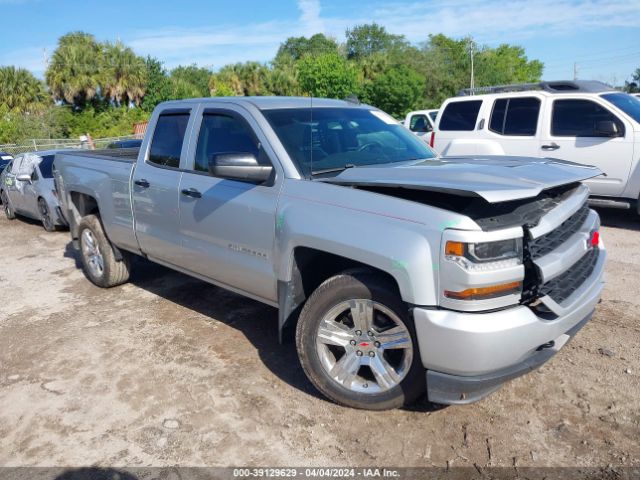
[0,208,638,468]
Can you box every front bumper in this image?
[425,311,592,404]
[413,245,605,404]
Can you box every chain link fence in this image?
[0,134,143,156]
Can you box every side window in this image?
[489,97,540,136]
[552,99,624,137]
[409,114,431,133]
[148,113,190,168]
[489,99,508,133]
[439,100,483,131]
[39,155,55,178]
[194,113,263,174]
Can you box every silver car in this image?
[0,150,66,231]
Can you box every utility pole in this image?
[573,62,579,81]
[43,47,49,70]
[469,41,475,94]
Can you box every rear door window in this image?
[148,113,190,168]
[552,99,624,137]
[489,97,540,136]
[439,100,482,131]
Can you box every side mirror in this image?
[209,153,273,183]
[16,174,32,183]
[595,120,620,137]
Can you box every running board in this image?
[588,198,632,210]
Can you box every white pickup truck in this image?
[432,81,640,213]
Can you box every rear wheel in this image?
[1,191,15,220]
[78,214,130,288]
[296,271,425,410]
[38,198,55,232]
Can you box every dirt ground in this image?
[0,209,638,469]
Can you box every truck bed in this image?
[54,150,140,255]
[62,148,139,162]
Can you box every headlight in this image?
[445,238,523,271]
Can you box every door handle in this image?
[541,143,560,151]
[181,188,202,199]
[134,179,150,188]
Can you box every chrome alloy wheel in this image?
[81,229,105,278]
[315,299,413,394]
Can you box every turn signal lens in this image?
[444,281,522,301]
[445,241,465,256]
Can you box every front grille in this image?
[539,248,599,304]
[529,203,590,260]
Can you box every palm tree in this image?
[0,66,50,113]
[101,42,147,106]
[45,32,102,108]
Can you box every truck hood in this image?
[318,155,601,203]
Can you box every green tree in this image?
[297,52,358,98]
[274,33,339,65]
[0,66,50,113]
[141,57,173,112]
[45,31,102,109]
[475,44,543,86]
[210,62,272,96]
[345,23,407,60]
[418,34,544,107]
[169,65,211,98]
[359,64,425,117]
[266,60,301,96]
[101,41,147,106]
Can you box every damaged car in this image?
[1,150,67,231]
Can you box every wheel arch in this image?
[277,246,403,342]
[67,192,126,261]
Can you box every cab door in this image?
[132,107,195,266]
[177,104,280,304]
[539,97,634,196]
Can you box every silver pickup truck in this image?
[54,97,606,410]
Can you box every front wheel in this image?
[1,191,16,220]
[296,271,425,410]
[78,214,130,288]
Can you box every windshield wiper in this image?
[310,164,356,176]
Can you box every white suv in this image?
[432,81,640,212]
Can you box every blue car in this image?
[0,151,13,174]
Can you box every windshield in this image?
[262,107,436,177]
[601,93,640,123]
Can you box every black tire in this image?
[1,190,16,220]
[77,214,130,288]
[296,271,425,410]
[38,198,56,232]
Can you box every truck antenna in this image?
[309,95,313,178]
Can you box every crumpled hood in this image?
[318,155,601,203]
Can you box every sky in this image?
[1,0,639,86]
